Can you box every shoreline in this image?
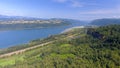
[61,26,85,33]
[0,27,44,32]
[0,25,70,48]
[0,24,68,32]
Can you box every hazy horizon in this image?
[0,0,120,20]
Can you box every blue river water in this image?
[0,22,85,48]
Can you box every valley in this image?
[0,25,119,68]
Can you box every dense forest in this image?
[90,18,120,26]
[0,25,120,68]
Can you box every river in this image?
[0,22,86,48]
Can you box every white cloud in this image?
[53,0,68,3]
[70,0,83,8]
[79,8,120,15]
[53,0,83,8]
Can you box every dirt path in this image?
[0,41,53,58]
[0,33,79,58]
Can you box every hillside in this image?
[0,19,69,30]
[0,15,86,31]
[0,25,120,68]
[90,18,120,26]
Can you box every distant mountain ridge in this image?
[90,18,120,26]
[0,15,84,30]
[0,15,41,21]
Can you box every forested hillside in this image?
[0,25,120,68]
[0,19,69,30]
[90,18,120,26]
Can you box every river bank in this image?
[61,26,85,33]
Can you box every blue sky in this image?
[0,0,120,20]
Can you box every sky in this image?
[0,0,120,20]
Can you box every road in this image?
[0,41,53,58]
[0,31,80,58]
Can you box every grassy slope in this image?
[0,25,120,68]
